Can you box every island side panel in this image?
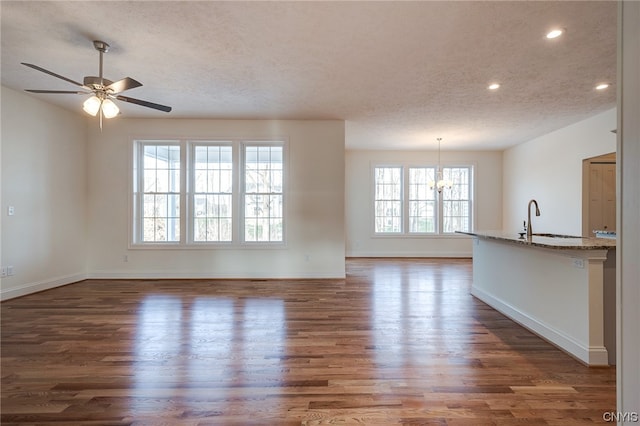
[603,249,616,365]
[470,237,609,365]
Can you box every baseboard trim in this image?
[471,285,609,366]
[346,251,472,258]
[1,273,87,301]
[86,271,345,280]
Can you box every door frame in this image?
[582,151,616,237]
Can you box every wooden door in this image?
[589,162,616,233]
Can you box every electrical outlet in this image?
[1,267,7,278]
[7,206,15,216]
[7,266,15,276]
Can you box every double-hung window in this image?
[374,167,403,233]
[137,142,182,243]
[243,145,284,242]
[373,164,473,235]
[132,139,285,246]
[441,167,472,233]
[408,167,437,233]
[192,144,233,242]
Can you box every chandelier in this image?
[428,137,453,193]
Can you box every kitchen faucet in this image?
[527,199,541,238]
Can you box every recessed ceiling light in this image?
[595,83,610,90]
[488,83,500,90]
[546,29,564,39]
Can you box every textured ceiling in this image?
[0,1,616,150]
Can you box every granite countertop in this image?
[456,230,616,250]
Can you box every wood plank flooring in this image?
[1,258,616,425]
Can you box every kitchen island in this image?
[458,231,616,366]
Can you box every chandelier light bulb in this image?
[430,137,453,193]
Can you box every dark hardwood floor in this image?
[1,258,616,425]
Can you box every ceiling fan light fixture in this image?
[101,98,120,118]
[83,95,101,116]
[22,39,172,126]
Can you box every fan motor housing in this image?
[93,40,110,53]
[83,76,114,89]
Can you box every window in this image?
[132,139,285,246]
[374,167,403,233]
[442,167,471,233]
[192,144,233,242]
[373,164,473,235]
[243,145,284,242]
[408,167,436,233]
[139,143,181,243]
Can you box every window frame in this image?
[188,141,237,245]
[132,140,184,247]
[371,163,474,237]
[130,138,287,249]
[440,166,473,234]
[240,141,286,244]
[373,165,404,234]
[408,166,438,234]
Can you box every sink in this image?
[532,233,583,239]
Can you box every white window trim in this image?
[129,138,288,249]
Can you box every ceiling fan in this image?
[22,40,171,125]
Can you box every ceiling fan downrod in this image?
[93,40,109,86]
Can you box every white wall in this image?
[502,108,616,235]
[345,150,502,257]
[86,118,346,279]
[617,0,640,418]
[0,86,88,300]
